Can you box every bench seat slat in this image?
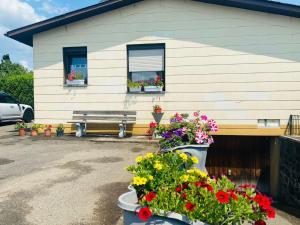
[73,110,136,116]
[73,116,136,121]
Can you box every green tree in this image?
[0,54,30,76]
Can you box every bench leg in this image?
[119,123,126,138]
[76,123,86,137]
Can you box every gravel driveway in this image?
[0,124,299,225]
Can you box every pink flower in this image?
[201,115,208,121]
[210,124,218,132]
[194,112,199,117]
[208,138,214,145]
[195,130,205,144]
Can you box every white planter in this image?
[129,87,142,93]
[118,190,209,225]
[66,79,85,85]
[161,144,209,172]
[144,86,163,92]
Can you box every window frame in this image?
[63,46,88,87]
[127,43,166,94]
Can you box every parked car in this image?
[0,92,34,123]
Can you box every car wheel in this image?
[23,109,34,123]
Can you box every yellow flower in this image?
[191,156,199,164]
[179,153,188,161]
[132,176,148,186]
[199,171,208,178]
[146,153,154,159]
[190,175,196,181]
[154,162,163,171]
[136,156,143,163]
[187,169,195,174]
[148,175,154,181]
[181,174,190,182]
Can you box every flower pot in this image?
[118,190,209,225]
[66,79,85,86]
[31,130,38,137]
[56,130,64,137]
[144,86,163,92]
[44,129,52,137]
[161,144,209,173]
[19,128,26,137]
[129,87,142,93]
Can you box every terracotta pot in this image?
[19,128,26,137]
[31,130,38,137]
[154,108,162,114]
[44,129,51,137]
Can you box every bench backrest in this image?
[72,110,136,122]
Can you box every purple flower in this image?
[162,132,171,139]
[173,129,183,137]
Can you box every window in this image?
[63,47,88,86]
[0,95,17,104]
[127,44,165,93]
[258,119,280,128]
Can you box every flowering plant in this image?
[44,124,52,131]
[143,75,164,87]
[156,112,218,149]
[153,105,162,113]
[67,70,84,81]
[15,121,27,130]
[127,152,275,224]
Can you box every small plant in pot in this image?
[118,151,276,225]
[31,124,42,136]
[128,80,142,93]
[56,124,64,137]
[153,105,162,114]
[44,125,52,137]
[15,122,27,136]
[66,70,85,86]
[146,122,158,140]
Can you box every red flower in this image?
[216,191,230,204]
[149,122,157,128]
[145,192,157,202]
[202,184,214,192]
[229,191,238,201]
[138,207,152,222]
[176,186,182,193]
[185,202,196,211]
[266,207,276,219]
[255,219,266,225]
[182,182,189,190]
[181,193,187,199]
[254,194,271,209]
[195,181,202,188]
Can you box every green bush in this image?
[0,73,34,107]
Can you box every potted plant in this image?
[56,124,64,137]
[44,125,52,137]
[155,112,218,172]
[145,122,158,140]
[144,75,164,92]
[31,124,42,136]
[153,105,162,114]
[118,151,276,225]
[128,80,142,93]
[15,122,27,136]
[66,70,85,86]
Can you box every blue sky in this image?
[0,0,299,70]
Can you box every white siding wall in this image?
[33,0,300,128]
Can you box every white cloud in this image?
[0,0,45,70]
[40,1,69,15]
[0,0,44,30]
[20,60,29,69]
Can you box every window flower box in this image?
[144,86,163,92]
[66,79,85,86]
[129,87,142,93]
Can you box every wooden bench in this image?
[68,110,136,137]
